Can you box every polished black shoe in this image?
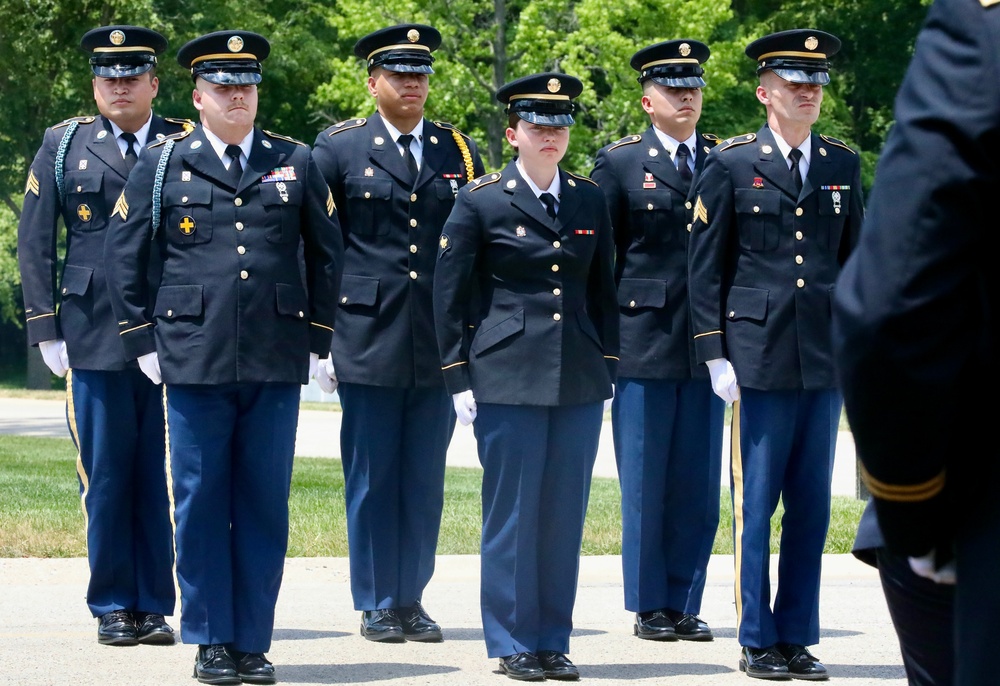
[193,644,241,685]
[97,609,138,646]
[229,650,276,685]
[133,612,175,645]
[537,651,580,681]
[777,644,828,681]
[360,608,405,642]
[633,610,677,641]
[398,600,443,642]
[665,610,714,641]
[739,645,791,680]
[498,653,545,681]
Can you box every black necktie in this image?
[121,132,138,172]
[226,144,243,185]
[675,143,693,187]
[788,148,803,195]
[540,192,557,219]
[397,133,419,183]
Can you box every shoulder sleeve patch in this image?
[607,134,642,152]
[25,168,40,197]
[263,129,306,146]
[819,134,857,154]
[327,118,367,136]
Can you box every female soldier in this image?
[433,72,619,681]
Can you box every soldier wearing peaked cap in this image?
[687,28,864,680]
[311,23,484,645]
[103,30,343,685]
[590,38,724,646]
[17,24,192,649]
[433,72,618,681]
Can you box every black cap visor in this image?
[758,56,831,85]
[650,74,706,88]
[369,49,434,74]
[509,99,575,127]
[193,60,262,85]
[90,53,157,78]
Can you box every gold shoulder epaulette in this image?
[327,118,367,136]
[53,115,97,129]
[701,132,722,145]
[607,134,642,152]
[719,133,756,151]
[819,134,857,154]
[263,129,306,146]
[432,120,472,141]
[470,172,502,192]
[150,129,193,148]
[567,171,598,186]
[164,116,196,132]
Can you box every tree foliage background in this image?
[0,0,930,344]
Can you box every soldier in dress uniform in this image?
[590,39,724,644]
[834,0,995,682]
[103,30,342,685]
[17,25,192,648]
[433,72,618,682]
[311,23,485,643]
[687,29,865,680]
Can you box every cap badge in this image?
[679,43,691,57]
[110,30,126,46]
[804,36,819,51]
[547,78,561,93]
[228,36,244,53]
[407,29,420,43]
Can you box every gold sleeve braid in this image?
[450,129,476,182]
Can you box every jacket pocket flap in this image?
[617,278,667,309]
[153,284,204,318]
[726,286,768,322]
[345,178,392,201]
[64,172,104,194]
[338,274,379,307]
[61,264,94,296]
[735,189,780,215]
[472,309,524,354]
[276,283,309,317]
[628,190,672,211]
[162,182,212,206]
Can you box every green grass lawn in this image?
[0,434,864,558]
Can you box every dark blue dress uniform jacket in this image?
[591,128,719,379]
[105,125,342,383]
[689,125,864,390]
[18,114,190,369]
[434,161,619,406]
[312,113,485,388]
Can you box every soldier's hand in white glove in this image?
[706,357,740,403]
[315,354,339,394]
[908,550,957,585]
[39,339,69,377]
[452,389,477,426]
[137,352,162,385]
[308,352,319,383]
[604,384,615,413]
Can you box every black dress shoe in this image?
[498,653,545,681]
[777,644,828,681]
[739,645,791,680]
[97,609,138,646]
[665,610,714,641]
[633,610,677,641]
[193,644,241,685]
[537,651,580,681]
[360,608,405,642]
[229,650,276,685]
[398,600,443,642]
[133,612,175,645]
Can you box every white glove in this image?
[308,352,319,383]
[39,339,69,377]
[908,550,957,585]
[137,352,162,385]
[603,384,615,413]
[315,354,338,394]
[706,357,740,403]
[452,389,477,426]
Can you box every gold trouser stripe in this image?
[66,371,89,529]
[731,398,744,634]
[162,386,180,597]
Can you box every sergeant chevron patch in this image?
[112,192,129,221]
[25,169,39,197]
[693,196,708,224]
[326,188,335,216]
